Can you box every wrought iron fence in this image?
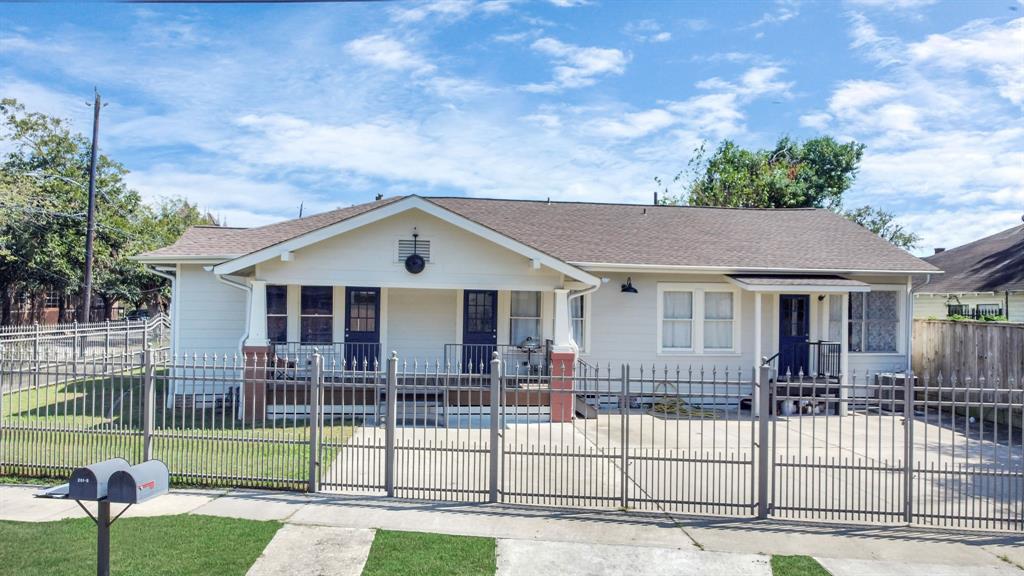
[1,347,1020,531]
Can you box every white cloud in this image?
[524,37,629,91]
[746,0,800,29]
[908,18,1024,105]
[548,0,590,6]
[799,112,832,130]
[848,13,905,65]
[388,0,514,24]
[898,208,1023,256]
[585,109,677,139]
[344,35,436,75]
[624,20,673,43]
[845,0,937,8]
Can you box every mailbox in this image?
[107,460,169,504]
[69,458,131,501]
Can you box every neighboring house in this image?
[135,196,937,415]
[913,223,1024,322]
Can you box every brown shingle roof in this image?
[138,195,937,273]
[914,224,1024,293]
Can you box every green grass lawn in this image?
[362,530,497,576]
[1,370,353,489]
[0,515,280,576]
[771,555,831,576]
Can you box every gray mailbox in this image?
[108,460,169,504]
[69,458,131,501]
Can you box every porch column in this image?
[550,288,576,423]
[839,291,850,416]
[753,292,763,417]
[243,279,271,423]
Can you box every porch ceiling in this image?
[726,274,870,293]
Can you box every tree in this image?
[0,99,217,323]
[843,205,920,250]
[656,136,918,249]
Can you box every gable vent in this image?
[398,238,431,262]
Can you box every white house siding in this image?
[583,272,913,379]
[387,288,457,362]
[914,292,1024,322]
[175,264,247,355]
[255,209,566,291]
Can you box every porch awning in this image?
[726,274,871,293]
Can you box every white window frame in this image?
[570,294,589,354]
[509,290,542,346]
[266,284,289,344]
[847,285,905,356]
[657,283,741,355]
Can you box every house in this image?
[913,223,1024,322]
[135,196,937,419]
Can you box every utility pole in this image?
[81,89,101,323]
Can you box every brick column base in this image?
[549,351,576,423]
[242,345,273,423]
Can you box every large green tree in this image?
[0,99,216,324]
[657,136,919,249]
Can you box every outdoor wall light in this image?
[621,277,638,294]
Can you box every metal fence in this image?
[0,315,169,359]
[1,348,1020,531]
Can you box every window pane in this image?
[302,286,333,315]
[267,316,287,344]
[301,317,332,343]
[849,320,864,352]
[663,319,692,349]
[663,292,692,320]
[511,318,540,345]
[828,295,842,342]
[866,291,897,320]
[267,285,287,315]
[572,318,585,349]
[849,292,864,321]
[705,292,733,320]
[704,320,733,349]
[866,320,898,352]
[511,291,540,317]
[570,295,584,319]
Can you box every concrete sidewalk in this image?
[1,485,1021,574]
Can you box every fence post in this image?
[757,365,772,519]
[903,371,914,524]
[104,320,111,358]
[308,352,323,493]
[385,351,397,498]
[72,320,79,358]
[620,364,629,509]
[142,346,156,461]
[489,352,501,503]
[32,322,39,360]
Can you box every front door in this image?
[462,290,497,373]
[778,295,810,378]
[344,287,380,369]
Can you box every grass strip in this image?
[771,555,832,576]
[0,515,280,576]
[362,530,497,576]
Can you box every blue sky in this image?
[2,0,1022,255]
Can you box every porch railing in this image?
[443,341,551,375]
[765,340,841,380]
[946,303,1004,319]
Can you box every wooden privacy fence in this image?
[912,319,1024,387]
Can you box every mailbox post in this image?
[37,458,169,576]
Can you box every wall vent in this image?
[398,238,431,262]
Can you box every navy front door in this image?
[344,287,380,368]
[778,295,810,377]
[462,290,497,373]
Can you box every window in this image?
[659,284,739,353]
[44,292,61,308]
[849,291,899,353]
[661,291,693,350]
[510,291,541,346]
[703,292,734,350]
[300,286,333,343]
[571,295,585,350]
[827,295,843,342]
[266,285,288,344]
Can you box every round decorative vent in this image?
[405,253,425,274]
